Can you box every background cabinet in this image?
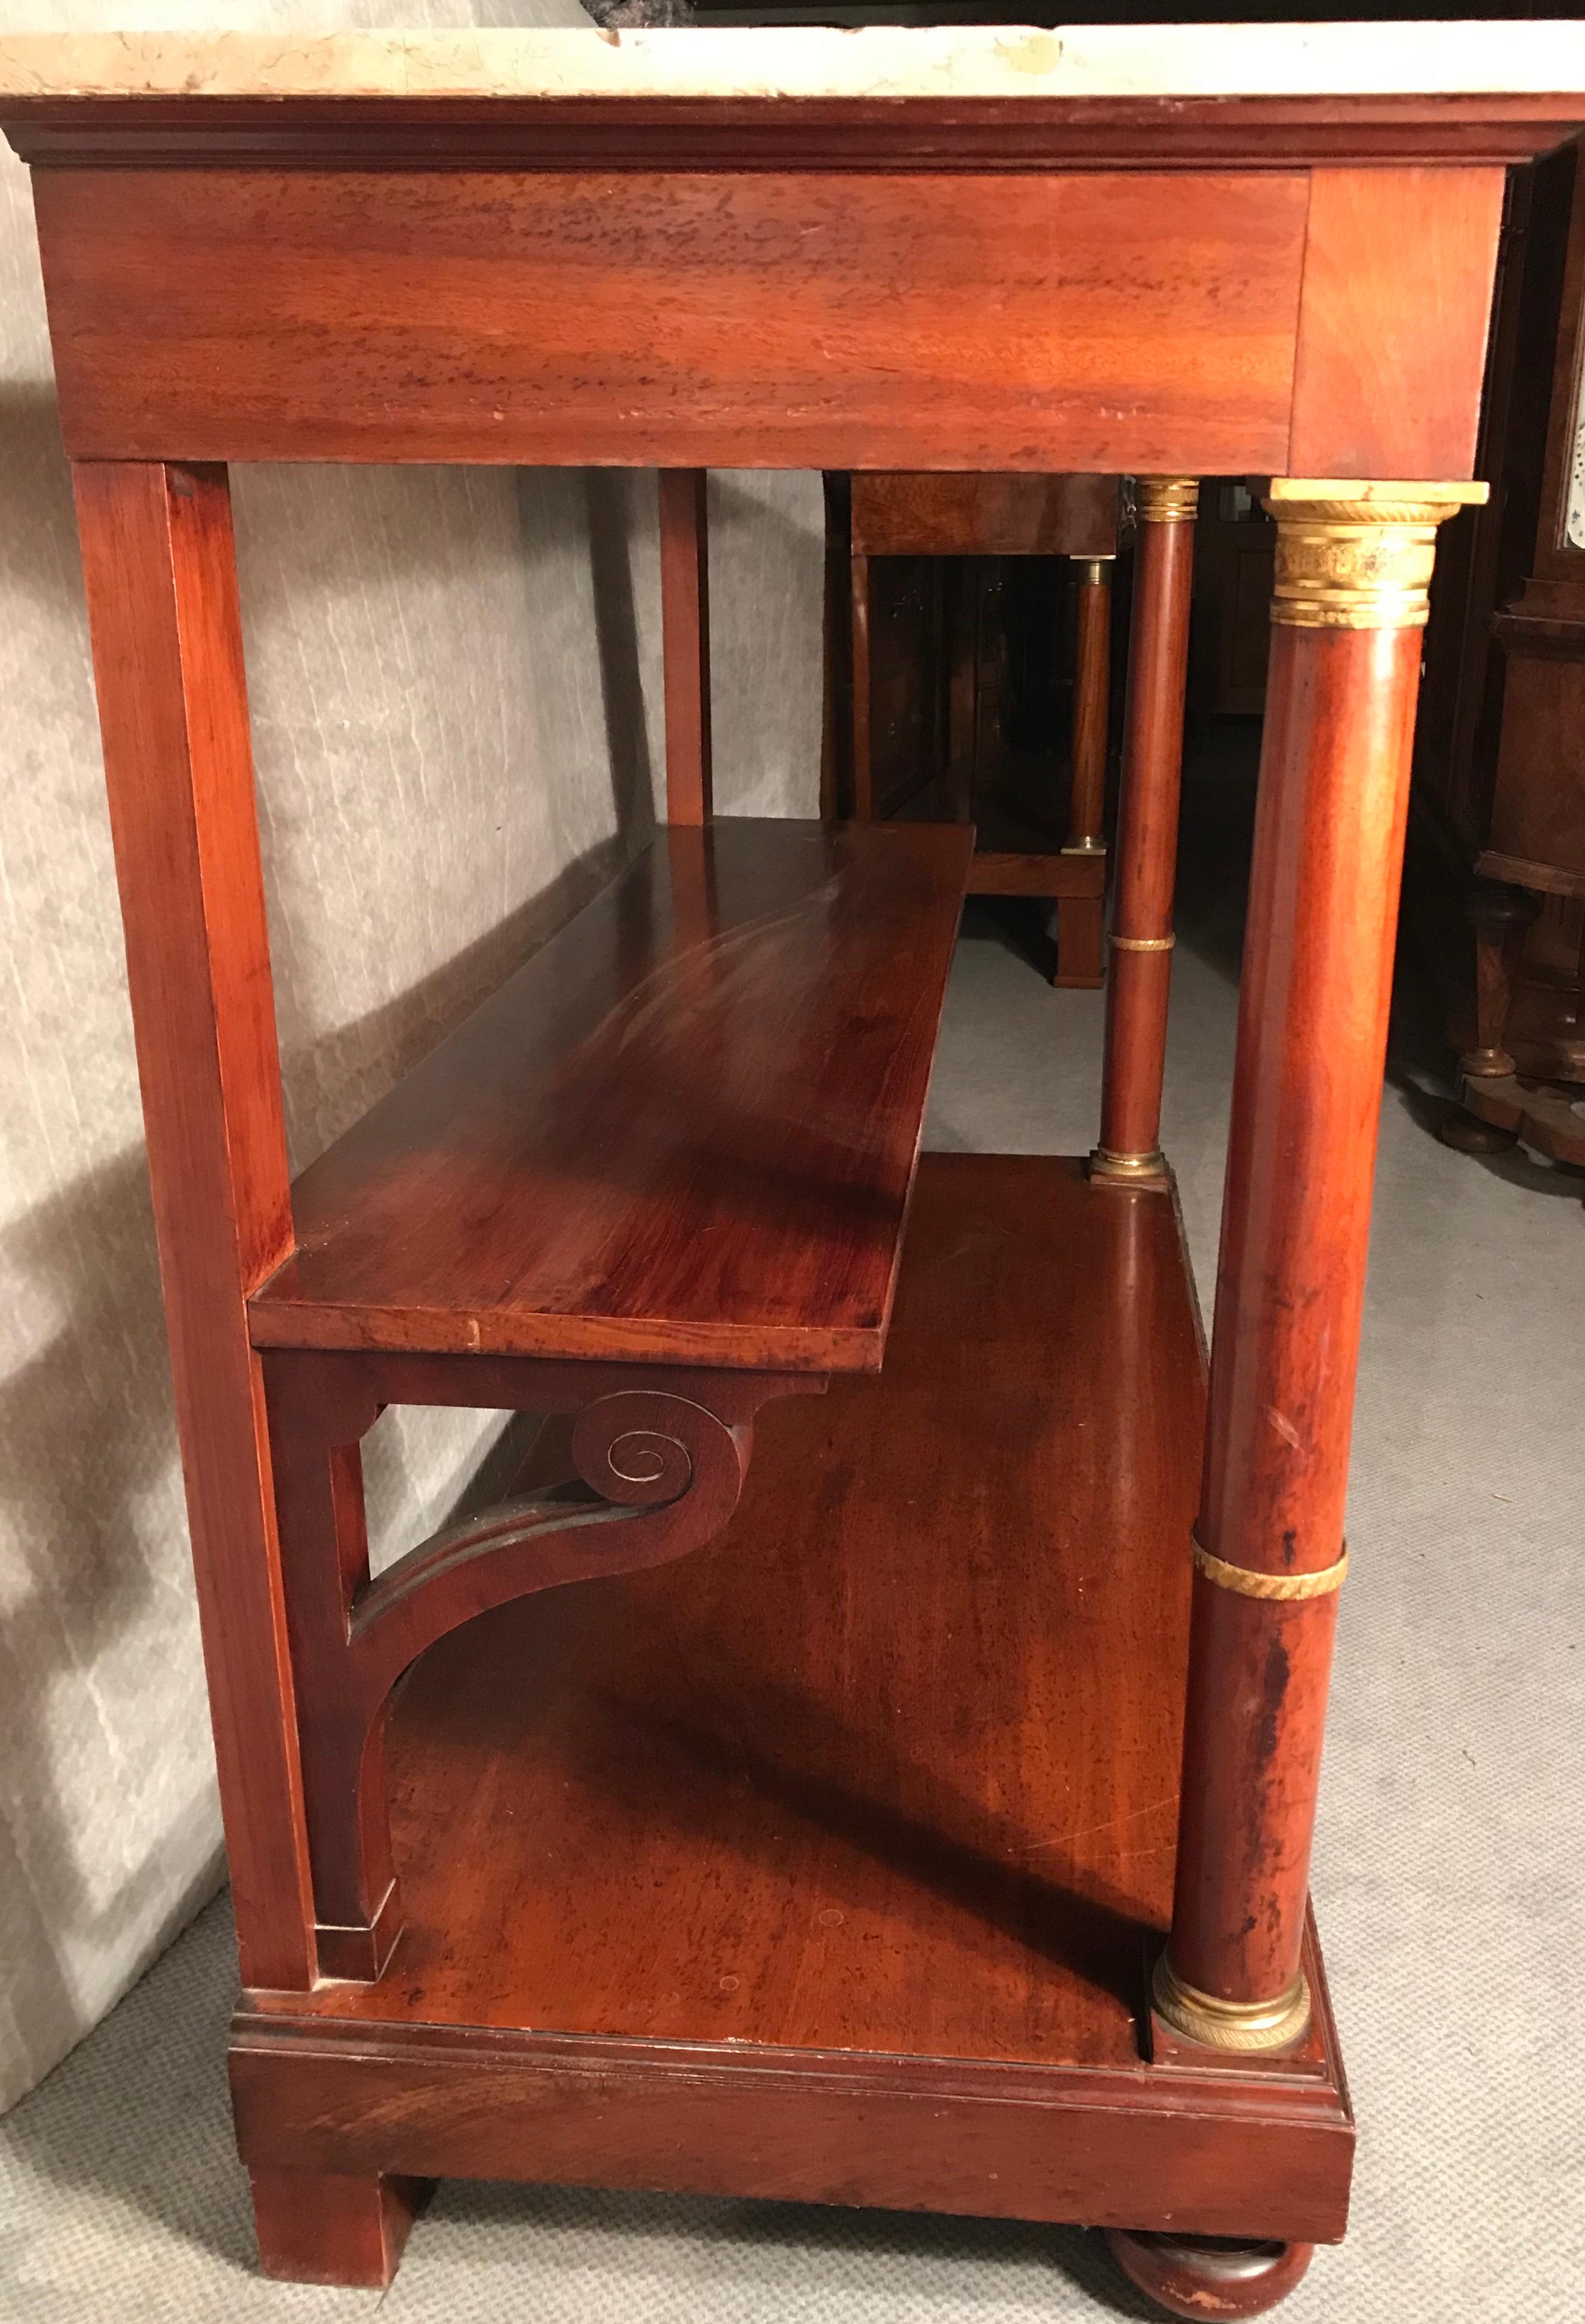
[1412,146,1585,1165]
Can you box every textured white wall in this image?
[0,0,821,2111]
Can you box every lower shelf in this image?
[234,1154,1353,2244]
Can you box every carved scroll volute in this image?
[269,1361,821,1976]
[349,1389,755,1710]
[571,1389,737,1510]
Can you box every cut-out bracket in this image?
[262,1347,823,1981]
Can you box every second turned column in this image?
[1091,477,1198,1186]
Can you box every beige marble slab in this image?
[1,24,1584,104]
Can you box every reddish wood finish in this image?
[838,477,1116,986]
[1410,150,1585,1172]
[1106,2230,1314,2319]
[254,1159,1198,2059]
[8,91,1584,175]
[233,2013,1352,2255]
[249,2166,428,2289]
[265,1346,817,1978]
[1462,880,1540,1078]
[17,61,1568,2305]
[1442,889,1585,1164]
[850,471,1119,559]
[1067,557,1113,852]
[963,850,1105,901]
[1097,501,1197,1170]
[231,1157,1352,2258]
[250,820,970,1372]
[1288,166,1506,479]
[658,468,712,825]
[1169,621,1427,2010]
[1055,897,1106,991]
[71,459,316,1993]
[32,169,1308,470]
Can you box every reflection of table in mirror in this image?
[4,25,1583,2318]
[827,469,1124,986]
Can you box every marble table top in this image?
[1,23,1583,105]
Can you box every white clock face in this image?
[1569,333,1585,551]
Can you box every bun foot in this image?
[1438,1106,1518,1154]
[1104,2230,1314,2319]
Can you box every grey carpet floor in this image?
[3,733,1583,2322]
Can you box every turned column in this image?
[1064,552,1115,856]
[1156,477,1488,2052]
[1093,479,1197,1186]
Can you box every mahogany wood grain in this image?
[960,782,1109,980]
[32,169,1307,470]
[1288,166,1506,479]
[1056,892,1105,989]
[8,92,1585,175]
[250,820,970,1372]
[850,471,1119,559]
[658,468,712,825]
[963,851,1103,901]
[1098,501,1196,1168]
[71,460,316,1993]
[1067,559,1112,851]
[1170,621,1427,2009]
[264,1346,817,1977]
[19,67,1555,2301]
[248,2166,428,2289]
[232,1156,1353,2251]
[232,2013,1352,2251]
[257,1157,1199,2059]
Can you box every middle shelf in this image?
[250,816,972,1373]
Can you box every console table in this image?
[4,26,1582,2320]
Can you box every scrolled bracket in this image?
[271,1361,820,1978]
[350,1385,778,1707]
[571,1387,720,1506]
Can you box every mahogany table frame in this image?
[5,43,1584,2320]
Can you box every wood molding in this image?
[7,92,1585,173]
